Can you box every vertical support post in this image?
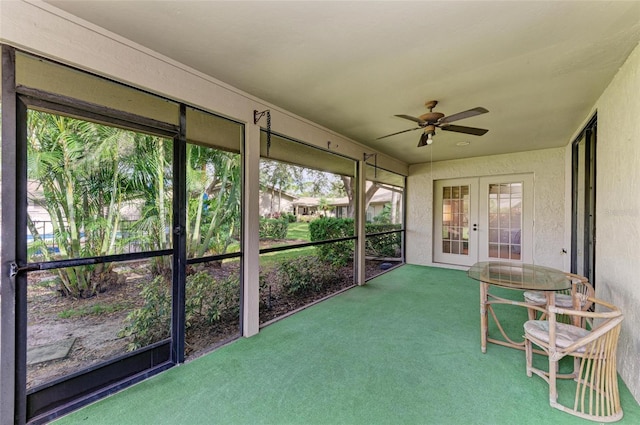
[171,104,187,363]
[355,159,366,285]
[1,43,18,425]
[401,175,407,263]
[2,45,28,425]
[242,120,260,337]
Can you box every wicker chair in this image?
[523,273,594,326]
[524,297,624,422]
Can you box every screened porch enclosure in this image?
[0,47,406,424]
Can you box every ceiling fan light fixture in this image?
[426,133,433,145]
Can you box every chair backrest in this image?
[564,273,594,306]
[547,297,624,421]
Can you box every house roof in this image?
[293,188,394,208]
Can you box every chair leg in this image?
[525,337,533,377]
[548,355,558,405]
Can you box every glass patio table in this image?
[467,261,571,353]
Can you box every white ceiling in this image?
[45,1,640,164]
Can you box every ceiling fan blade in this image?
[376,127,422,140]
[417,133,430,147]
[440,124,488,136]
[395,114,425,124]
[440,107,488,124]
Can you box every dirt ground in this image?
[25,258,396,389]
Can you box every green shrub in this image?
[119,271,239,351]
[259,218,289,239]
[275,255,340,296]
[309,217,354,266]
[118,276,171,351]
[365,223,402,257]
[284,212,297,223]
[186,271,239,325]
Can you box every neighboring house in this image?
[365,188,402,222]
[292,187,402,223]
[26,180,143,232]
[259,188,297,217]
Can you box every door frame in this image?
[433,174,534,266]
[571,115,597,285]
[477,174,534,263]
[433,178,479,266]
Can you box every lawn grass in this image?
[259,246,316,268]
[222,222,313,269]
[286,221,310,241]
[259,221,313,268]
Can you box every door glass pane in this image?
[441,185,470,256]
[487,182,522,260]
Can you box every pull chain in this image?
[254,109,272,156]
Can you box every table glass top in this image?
[467,261,571,291]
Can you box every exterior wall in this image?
[406,148,566,269]
[259,191,295,217]
[366,203,385,221]
[591,41,640,402]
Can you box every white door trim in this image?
[433,174,534,266]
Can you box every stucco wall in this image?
[592,41,640,402]
[259,192,295,217]
[406,148,566,269]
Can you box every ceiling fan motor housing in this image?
[418,112,445,123]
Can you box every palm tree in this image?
[27,111,136,297]
[122,134,174,274]
[186,145,241,259]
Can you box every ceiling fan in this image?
[377,100,489,147]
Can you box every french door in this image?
[434,174,533,266]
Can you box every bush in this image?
[284,212,297,223]
[307,218,402,262]
[118,276,171,351]
[186,271,240,326]
[119,271,239,351]
[309,217,354,266]
[365,223,402,257]
[275,255,340,296]
[259,218,289,239]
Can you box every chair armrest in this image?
[549,296,620,318]
[547,297,623,356]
